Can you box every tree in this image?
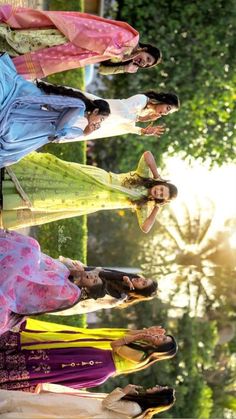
[94,0,236,171]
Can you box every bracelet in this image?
[123,336,128,345]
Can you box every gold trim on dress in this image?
[61,360,103,368]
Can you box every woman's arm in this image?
[99,62,138,75]
[128,326,166,335]
[59,256,85,271]
[143,151,161,179]
[111,331,145,349]
[111,327,164,349]
[102,386,142,416]
[141,205,160,233]
[54,107,86,141]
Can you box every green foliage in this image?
[97,0,236,170]
[88,210,145,266]
[49,0,84,12]
[37,215,87,260]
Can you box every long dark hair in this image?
[128,334,178,360]
[36,80,110,115]
[138,42,162,67]
[83,281,106,300]
[123,175,178,206]
[82,268,157,306]
[144,91,180,109]
[124,387,175,418]
[100,269,157,301]
[100,43,161,69]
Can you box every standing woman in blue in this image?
[0,53,110,167]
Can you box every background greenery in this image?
[91,0,236,173]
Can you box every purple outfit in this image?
[0,326,116,392]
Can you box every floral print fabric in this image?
[0,230,80,334]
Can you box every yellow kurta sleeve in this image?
[135,153,152,178]
[99,63,129,75]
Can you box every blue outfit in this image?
[0,54,85,167]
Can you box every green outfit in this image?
[0,23,131,74]
[1,152,154,229]
[0,24,66,56]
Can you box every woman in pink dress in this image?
[0,229,83,334]
[0,5,161,79]
[0,230,158,334]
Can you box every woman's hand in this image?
[145,326,166,336]
[131,327,166,342]
[141,124,166,137]
[122,384,143,395]
[72,260,85,271]
[59,256,84,271]
[123,275,135,290]
[126,62,139,73]
[69,260,85,277]
[138,113,158,122]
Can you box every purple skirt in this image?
[0,330,116,392]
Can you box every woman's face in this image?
[88,109,107,131]
[148,103,175,118]
[153,335,172,346]
[82,273,103,288]
[150,185,170,201]
[131,276,153,290]
[133,51,155,68]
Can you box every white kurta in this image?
[0,387,142,419]
[57,93,148,142]
[50,294,126,316]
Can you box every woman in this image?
[0,318,177,391]
[37,83,180,141]
[0,151,178,231]
[0,54,110,168]
[52,256,158,316]
[0,5,161,79]
[0,384,175,418]
[0,229,158,333]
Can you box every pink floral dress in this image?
[0,230,80,334]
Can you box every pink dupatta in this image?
[0,5,139,78]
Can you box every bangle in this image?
[123,336,128,345]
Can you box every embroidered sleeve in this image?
[99,63,129,75]
[102,388,141,416]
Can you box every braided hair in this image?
[36,80,110,115]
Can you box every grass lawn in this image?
[35,0,87,328]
